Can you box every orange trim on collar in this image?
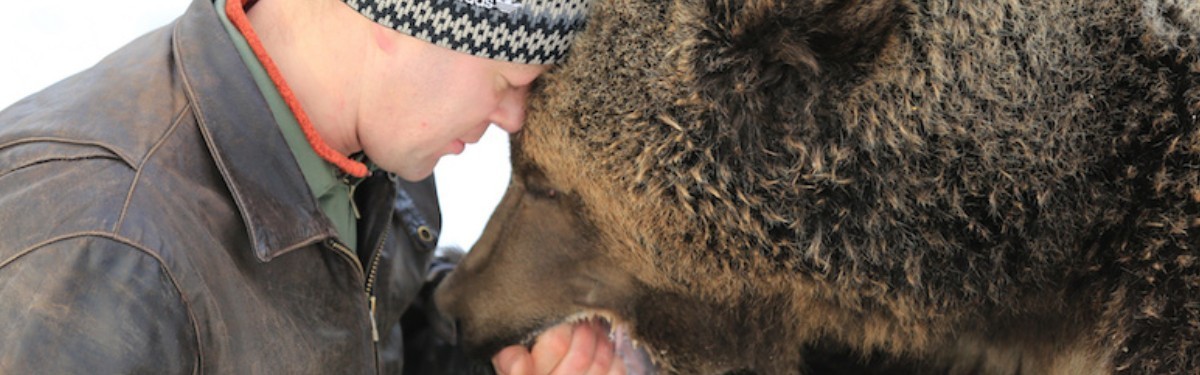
[225,0,369,178]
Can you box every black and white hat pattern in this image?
[342,0,590,64]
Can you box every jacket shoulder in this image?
[0,234,199,373]
[0,22,190,172]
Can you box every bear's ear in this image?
[687,0,903,85]
[680,0,904,154]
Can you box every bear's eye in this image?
[518,167,560,200]
[526,185,559,200]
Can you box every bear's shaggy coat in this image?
[436,0,1199,373]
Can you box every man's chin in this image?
[393,162,435,182]
[401,171,435,182]
[448,139,467,155]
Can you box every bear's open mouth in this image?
[521,311,659,374]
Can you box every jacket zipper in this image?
[328,239,365,278]
[326,239,382,363]
[363,230,389,342]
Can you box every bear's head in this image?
[434,0,908,372]
[433,0,1200,372]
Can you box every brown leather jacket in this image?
[0,0,464,373]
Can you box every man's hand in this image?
[492,320,627,375]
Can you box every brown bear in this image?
[434,0,1200,373]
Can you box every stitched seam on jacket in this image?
[0,231,203,372]
[0,138,137,168]
[113,105,191,233]
[0,154,123,180]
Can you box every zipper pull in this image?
[369,295,380,342]
[347,178,362,220]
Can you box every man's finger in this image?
[586,329,618,375]
[531,323,575,373]
[493,345,532,375]
[549,321,600,374]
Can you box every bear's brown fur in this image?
[435,0,1200,373]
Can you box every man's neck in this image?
[245,0,365,157]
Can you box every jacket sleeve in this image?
[0,235,198,374]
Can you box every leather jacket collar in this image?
[176,0,337,261]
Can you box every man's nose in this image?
[490,88,530,134]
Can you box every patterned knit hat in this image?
[342,0,590,64]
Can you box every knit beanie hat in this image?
[342,0,590,65]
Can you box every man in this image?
[0,0,621,373]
